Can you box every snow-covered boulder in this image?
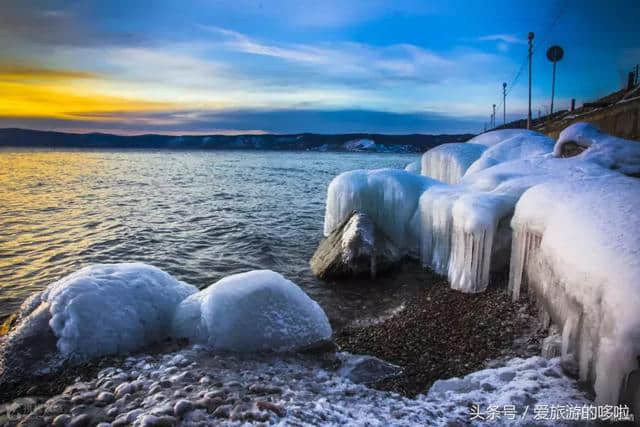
[324,169,440,252]
[554,122,640,176]
[172,270,332,352]
[421,143,486,184]
[464,132,554,176]
[0,263,197,383]
[310,211,401,279]
[403,160,421,174]
[467,128,542,147]
[510,176,640,404]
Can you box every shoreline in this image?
[335,268,554,398]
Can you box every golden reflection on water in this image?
[0,150,117,310]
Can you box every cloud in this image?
[0,3,142,47]
[0,107,483,135]
[478,34,526,45]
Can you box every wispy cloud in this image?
[478,34,526,45]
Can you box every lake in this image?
[0,149,419,324]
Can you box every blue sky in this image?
[0,0,638,134]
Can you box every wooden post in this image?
[570,98,575,112]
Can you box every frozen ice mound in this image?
[324,169,441,252]
[464,132,554,176]
[172,270,332,352]
[510,176,640,404]
[554,122,640,176]
[14,263,198,359]
[421,142,487,184]
[467,128,543,146]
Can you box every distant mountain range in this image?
[0,128,474,153]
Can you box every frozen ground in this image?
[1,346,599,427]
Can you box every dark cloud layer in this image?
[0,108,484,135]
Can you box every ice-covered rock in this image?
[0,263,196,385]
[172,270,332,352]
[324,169,440,253]
[510,176,640,404]
[464,132,554,176]
[421,142,486,184]
[467,128,543,147]
[554,122,640,176]
[310,211,401,279]
[403,160,421,174]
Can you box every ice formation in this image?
[325,123,638,295]
[13,263,197,359]
[172,270,332,352]
[403,160,421,174]
[420,142,486,184]
[554,122,640,176]
[467,128,543,147]
[510,176,640,404]
[464,132,554,176]
[324,169,441,253]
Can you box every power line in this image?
[493,0,569,117]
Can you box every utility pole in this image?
[502,82,507,125]
[492,104,496,128]
[547,46,564,115]
[527,32,534,129]
[484,122,487,132]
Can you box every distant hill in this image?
[0,128,474,153]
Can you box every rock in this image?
[52,414,71,427]
[95,392,115,405]
[114,382,135,398]
[337,353,403,385]
[310,211,401,280]
[0,301,59,388]
[248,383,282,395]
[212,404,232,419]
[69,413,91,427]
[256,400,286,417]
[139,414,177,427]
[173,399,192,417]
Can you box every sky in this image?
[0,0,638,135]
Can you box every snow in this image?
[420,142,486,184]
[554,122,640,176]
[24,263,197,358]
[467,129,544,147]
[403,160,421,174]
[426,357,594,425]
[10,345,596,426]
[510,175,640,404]
[172,270,332,352]
[324,169,441,252]
[464,132,554,176]
[344,139,376,152]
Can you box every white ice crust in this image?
[172,270,332,352]
[324,122,639,297]
[421,142,486,184]
[510,175,640,404]
[554,122,640,175]
[39,263,197,358]
[467,129,543,147]
[324,169,441,253]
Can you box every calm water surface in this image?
[0,149,419,324]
